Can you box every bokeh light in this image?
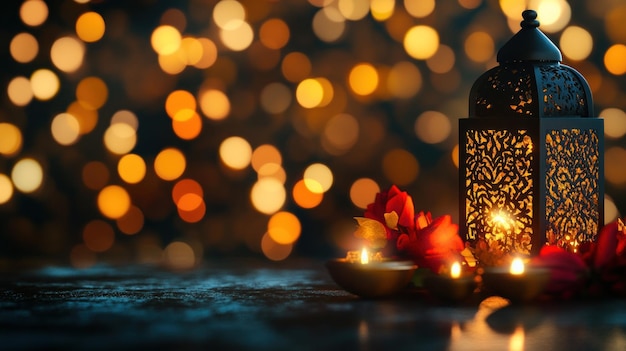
[76,76,108,110]
[118,154,146,184]
[0,123,23,156]
[405,0,435,18]
[20,0,48,27]
[602,108,626,139]
[292,179,324,209]
[51,113,81,146]
[0,174,14,204]
[213,0,246,30]
[30,69,59,101]
[387,61,422,98]
[68,101,99,135]
[251,178,286,215]
[604,44,626,76]
[220,22,254,51]
[322,113,359,155]
[312,7,345,43]
[260,18,290,49]
[2,0,626,267]
[75,11,105,43]
[83,220,115,252]
[199,89,230,120]
[50,36,85,73]
[11,158,43,193]
[303,163,333,194]
[116,205,144,235]
[403,25,439,60]
[415,111,452,144]
[371,0,395,21]
[349,63,379,96]
[560,26,593,61]
[7,76,33,106]
[260,83,292,114]
[97,185,132,219]
[382,149,419,186]
[151,25,182,55]
[464,31,495,63]
[163,241,196,270]
[605,147,626,186]
[219,136,252,170]
[261,232,293,261]
[350,178,380,209]
[268,211,301,245]
[10,32,38,63]
[154,148,186,181]
[104,123,137,155]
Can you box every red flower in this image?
[592,220,626,270]
[355,185,465,273]
[364,185,415,242]
[584,219,626,296]
[365,185,415,228]
[530,245,589,297]
[396,213,464,273]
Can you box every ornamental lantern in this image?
[459,10,604,262]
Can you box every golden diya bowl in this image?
[325,258,417,298]
[482,266,551,303]
[423,273,476,302]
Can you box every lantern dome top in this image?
[468,10,593,118]
[497,10,562,63]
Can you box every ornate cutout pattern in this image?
[464,129,533,256]
[539,66,588,117]
[545,129,600,246]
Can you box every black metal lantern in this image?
[459,10,604,263]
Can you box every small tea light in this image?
[424,262,476,302]
[325,248,417,298]
[482,257,550,302]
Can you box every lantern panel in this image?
[471,66,535,118]
[538,65,589,117]
[545,128,601,248]
[464,128,534,256]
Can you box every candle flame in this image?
[450,262,461,279]
[360,247,369,264]
[510,257,524,275]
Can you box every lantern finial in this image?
[497,10,562,63]
[520,9,539,28]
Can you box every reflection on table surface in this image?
[1,259,625,350]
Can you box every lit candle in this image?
[450,262,461,278]
[510,257,524,275]
[424,261,476,302]
[325,250,417,298]
[361,247,369,264]
[482,258,550,303]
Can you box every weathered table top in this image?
[1,259,625,350]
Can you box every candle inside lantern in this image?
[510,257,524,275]
[361,247,369,264]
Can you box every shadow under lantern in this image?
[459,10,604,263]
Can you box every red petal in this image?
[594,221,619,269]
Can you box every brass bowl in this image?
[482,267,551,302]
[325,258,417,298]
